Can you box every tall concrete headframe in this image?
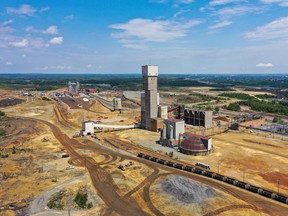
[141,65,158,130]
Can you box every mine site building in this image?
[184,109,212,128]
[179,132,212,156]
[113,98,122,111]
[81,121,94,136]
[141,65,159,130]
[160,118,185,147]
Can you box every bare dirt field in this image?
[1,89,288,216]
[110,128,288,196]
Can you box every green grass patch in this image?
[219,92,255,100]
[238,100,288,116]
[255,94,276,99]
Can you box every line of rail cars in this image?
[137,153,288,205]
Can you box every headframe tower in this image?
[141,65,158,130]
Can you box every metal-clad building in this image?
[184,109,212,128]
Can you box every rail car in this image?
[144,154,151,160]
[203,171,214,178]
[246,185,260,193]
[150,157,157,162]
[165,161,174,167]
[157,159,166,165]
[224,177,236,185]
[235,181,246,189]
[273,194,288,204]
[260,189,274,198]
[174,163,184,170]
[193,168,203,175]
[184,166,193,172]
[213,174,226,181]
[137,153,144,158]
[136,153,288,205]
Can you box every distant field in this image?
[0,74,287,91]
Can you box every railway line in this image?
[137,153,288,205]
[19,114,288,215]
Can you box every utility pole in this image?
[243,168,245,182]
[277,179,280,193]
[217,158,220,173]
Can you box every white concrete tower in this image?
[141,65,158,130]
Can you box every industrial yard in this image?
[1,70,288,216]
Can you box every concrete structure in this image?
[160,118,185,147]
[150,118,164,132]
[68,81,80,94]
[179,132,212,155]
[141,65,158,130]
[158,105,168,119]
[81,121,94,135]
[113,98,122,111]
[184,109,212,128]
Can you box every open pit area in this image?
[1,86,288,216]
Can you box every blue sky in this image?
[0,0,288,74]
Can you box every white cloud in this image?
[40,7,50,12]
[244,16,288,40]
[178,0,194,3]
[173,9,191,17]
[87,64,93,68]
[64,15,74,21]
[9,39,29,48]
[0,35,47,49]
[260,0,288,7]
[43,26,59,35]
[209,20,233,29]
[6,62,13,65]
[209,0,246,6]
[215,6,264,18]
[151,0,194,3]
[6,4,36,16]
[49,37,63,44]
[110,18,202,43]
[26,25,59,35]
[256,63,274,67]
[0,20,15,34]
[1,20,14,26]
[0,26,15,34]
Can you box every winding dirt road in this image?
[22,115,288,216]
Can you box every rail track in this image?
[137,153,288,205]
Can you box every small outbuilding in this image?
[81,121,94,136]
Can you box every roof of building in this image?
[165,118,184,123]
[180,137,207,151]
[182,132,211,140]
[180,133,211,152]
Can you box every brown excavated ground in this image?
[1,88,288,216]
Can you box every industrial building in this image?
[184,109,212,128]
[81,121,94,136]
[68,81,80,95]
[113,98,122,111]
[179,133,212,155]
[141,65,159,130]
[160,118,185,147]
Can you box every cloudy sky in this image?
[0,0,288,74]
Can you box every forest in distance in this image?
[0,73,287,91]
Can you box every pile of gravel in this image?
[161,176,219,204]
